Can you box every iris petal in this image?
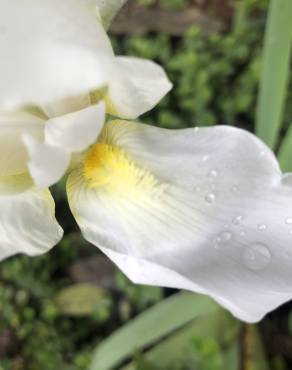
[0,110,45,176]
[93,0,128,29]
[23,103,105,188]
[105,57,173,119]
[67,120,292,322]
[0,0,109,109]
[0,174,63,260]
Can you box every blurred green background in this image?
[1,0,292,369]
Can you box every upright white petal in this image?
[45,103,106,152]
[0,0,111,109]
[23,103,106,188]
[0,174,63,261]
[42,94,91,118]
[68,120,292,323]
[22,135,71,189]
[105,57,173,119]
[0,110,45,176]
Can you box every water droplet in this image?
[231,185,239,193]
[286,218,292,225]
[205,192,216,204]
[240,230,246,237]
[242,243,271,271]
[208,169,218,178]
[214,231,232,249]
[202,155,209,162]
[257,224,267,231]
[232,215,243,226]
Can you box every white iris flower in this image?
[1,0,292,324]
[0,0,170,259]
[0,0,172,187]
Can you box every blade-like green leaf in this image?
[122,310,240,370]
[90,292,218,370]
[278,123,292,172]
[255,0,292,149]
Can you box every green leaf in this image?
[278,123,292,171]
[90,292,218,370]
[255,0,292,149]
[122,310,240,370]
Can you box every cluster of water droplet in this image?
[212,210,274,271]
[214,229,271,271]
[195,146,292,271]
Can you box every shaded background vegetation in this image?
[1,0,292,369]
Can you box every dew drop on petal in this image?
[202,155,209,162]
[214,231,232,249]
[257,224,267,231]
[208,169,218,178]
[242,243,271,271]
[286,218,292,225]
[205,192,216,204]
[232,215,243,226]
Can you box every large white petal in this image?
[0,174,63,261]
[105,57,173,119]
[0,110,45,176]
[0,0,112,109]
[67,120,292,323]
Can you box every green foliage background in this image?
[1,1,291,369]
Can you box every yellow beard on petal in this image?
[83,142,165,199]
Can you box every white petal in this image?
[282,173,292,187]
[105,57,173,119]
[23,135,70,189]
[42,94,91,118]
[23,103,105,188]
[0,0,111,109]
[67,120,292,323]
[0,110,45,176]
[45,103,106,152]
[92,0,128,29]
[0,174,63,261]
